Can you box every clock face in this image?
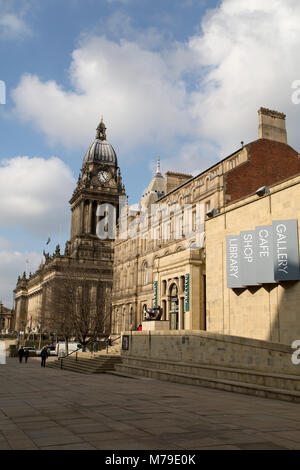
[98,170,109,183]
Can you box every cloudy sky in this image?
[1,0,300,307]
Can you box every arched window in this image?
[180,275,185,293]
[142,304,147,321]
[122,308,126,331]
[205,177,209,191]
[169,283,179,330]
[143,262,148,285]
[129,307,133,329]
[170,283,178,298]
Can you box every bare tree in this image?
[47,266,112,353]
[47,277,76,355]
[72,273,112,351]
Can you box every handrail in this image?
[59,346,82,360]
[105,335,121,353]
[110,335,121,345]
[58,336,118,362]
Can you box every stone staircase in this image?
[114,356,300,403]
[47,354,122,374]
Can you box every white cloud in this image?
[0,0,33,39]
[12,35,193,153]
[0,13,30,38]
[160,140,219,177]
[0,238,41,308]
[0,156,75,237]
[11,0,300,171]
[188,0,300,156]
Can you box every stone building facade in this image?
[206,173,300,345]
[111,108,300,344]
[0,303,15,332]
[13,108,300,346]
[14,119,125,336]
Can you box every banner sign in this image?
[122,335,129,351]
[154,281,158,307]
[226,236,242,288]
[0,341,5,365]
[227,220,300,288]
[185,274,190,311]
[240,230,258,286]
[255,225,274,283]
[272,220,300,281]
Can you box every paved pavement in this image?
[0,357,300,450]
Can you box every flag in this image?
[46,237,51,245]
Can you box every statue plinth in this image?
[142,321,170,331]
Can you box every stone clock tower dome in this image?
[67,117,126,260]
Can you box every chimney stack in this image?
[258,107,287,144]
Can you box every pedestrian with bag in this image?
[40,347,48,367]
[18,346,24,363]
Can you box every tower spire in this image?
[96,116,107,141]
[156,156,162,177]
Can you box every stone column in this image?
[166,296,171,321]
[81,199,85,234]
[179,296,184,330]
[89,200,93,234]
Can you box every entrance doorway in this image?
[169,284,179,330]
[203,275,207,331]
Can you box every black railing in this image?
[58,336,121,369]
[105,335,121,354]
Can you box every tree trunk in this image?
[65,337,69,355]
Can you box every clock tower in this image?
[14,117,126,336]
[67,117,126,261]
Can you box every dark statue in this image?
[144,306,163,321]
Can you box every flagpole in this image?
[59,224,62,248]
[25,258,29,277]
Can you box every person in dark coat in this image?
[40,347,48,367]
[18,346,24,363]
[24,348,29,363]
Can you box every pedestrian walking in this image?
[24,348,29,363]
[40,347,48,367]
[18,346,24,363]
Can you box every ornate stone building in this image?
[14,108,300,345]
[0,303,15,332]
[14,118,125,335]
[111,108,300,339]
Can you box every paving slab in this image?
[0,357,299,450]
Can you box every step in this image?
[115,356,300,403]
[47,355,122,374]
[50,357,121,365]
[47,364,117,374]
[115,363,300,403]
[120,356,300,392]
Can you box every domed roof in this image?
[82,118,118,167]
[83,139,117,166]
